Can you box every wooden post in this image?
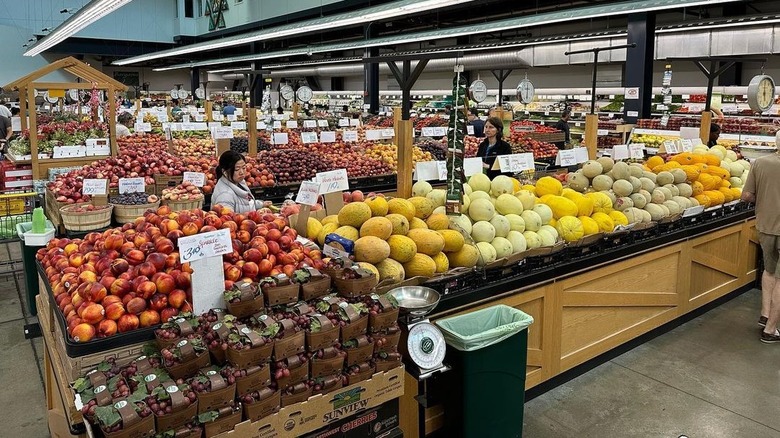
[396,120,414,198]
[19,87,28,131]
[108,87,117,157]
[28,87,39,180]
[584,114,599,160]
[292,102,300,120]
[167,102,173,120]
[392,106,402,144]
[206,101,213,122]
[248,109,258,156]
[216,138,230,157]
[700,111,712,146]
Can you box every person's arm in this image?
[741,162,757,203]
[4,118,12,140]
[211,191,237,212]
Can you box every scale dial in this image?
[68,89,80,101]
[170,89,179,99]
[279,85,295,101]
[517,79,535,104]
[407,321,446,370]
[195,88,205,99]
[747,75,775,113]
[296,86,313,103]
[44,91,58,104]
[469,80,488,103]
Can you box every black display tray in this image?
[36,260,160,358]
[250,174,399,203]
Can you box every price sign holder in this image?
[118,178,145,194]
[179,229,232,314]
[293,180,322,236]
[612,144,629,161]
[464,157,484,177]
[556,149,578,166]
[84,179,108,206]
[316,169,349,215]
[183,172,206,187]
[629,143,645,159]
[320,131,336,143]
[343,130,358,142]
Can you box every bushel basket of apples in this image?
[223,280,264,318]
[59,203,113,232]
[225,323,274,369]
[161,337,211,379]
[161,181,204,211]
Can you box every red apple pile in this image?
[162,181,204,202]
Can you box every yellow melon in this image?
[426,213,450,230]
[447,244,480,268]
[386,214,410,235]
[359,217,393,240]
[535,176,563,197]
[407,228,445,256]
[387,235,417,263]
[333,225,359,242]
[431,252,449,273]
[409,217,429,230]
[408,197,434,219]
[337,202,372,228]
[591,212,615,233]
[387,198,416,222]
[437,229,465,253]
[306,217,323,240]
[403,253,437,278]
[375,258,405,283]
[317,223,339,245]
[364,196,389,217]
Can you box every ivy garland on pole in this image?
[446,67,467,214]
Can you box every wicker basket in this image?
[113,201,160,224]
[59,204,113,231]
[162,198,204,212]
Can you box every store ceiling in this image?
[51,0,780,71]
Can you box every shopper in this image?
[222,101,237,116]
[212,150,257,213]
[0,114,12,154]
[477,117,512,179]
[171,99,183,115]
[0,103,11,118]
[115,112,133,138]
[708,123,721,147]
[741,133,780,343]
[468,108,485,137]
[554,110,571,148]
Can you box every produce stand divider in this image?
[248,109,258,155]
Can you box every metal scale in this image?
[388,286,450,379]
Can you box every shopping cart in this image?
[0,191,38,241]
[517,161,553,183]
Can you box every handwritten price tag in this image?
[612,144,629,160]
[365,130,382,141]
[273,133,289,145]
[212,126,234,139]
[338,118,349,127]
[82,179,107,196]
[381,129,395,138]
[134,123,152,132]
[320,131,336,143]
[349,119,361,127]
[437,161,447,180]
[295,181,321,206]
[663,140,679,154]
[574,147,590,163]
[178,228,232,263]
[119,178,145,194]
[303,120,317,128]
[681,138,693,152]
[231,121,247,130]
[286,120,298,129]
[273,121,282,129]
[183,172,206,187]
[301,132,318,144]
[558,149,578,166]
[629,144,645,159]
[467,125,475,135]
[342,130,359,142]
[421,127,437,137]
[498,153,534,173]
[257,122,267,130]
[317,120,329,128]
[316,169,349,194]
[415,161,438,181]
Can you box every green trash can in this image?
[16,221,55,316]
[436,305,533,438]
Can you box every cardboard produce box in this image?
[301,399,400,438]
[211,365,404,437]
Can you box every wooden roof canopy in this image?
[2,56,127,91]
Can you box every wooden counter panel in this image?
[688,225,746,310]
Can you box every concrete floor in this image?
[0,237,776,437]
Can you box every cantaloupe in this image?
[474,242,497,266]
[338,202,372,228]
[506,231,527,254]
[468,198,496,222]
[592,175,614,191]
[490,215,511,238]
[495,194,524,215]
[491,175,515,196]
[515,190,537,210]
[505,214,526,233]
[468,173,491,193]
[359,217,393,240]
[491,237,514,259]
[612,161,631,180]
[387,235,417,263]
[426,189,447,208]
[597,157,615,173]
[448,214,473,239]
[521,210,543,232]
[612,180,634,197]
[354,236,391,264]
[412,180,433,197]
[567,173,590,192]
[407,228,445,256]
[471,221,496,243]
[582,161,604,179]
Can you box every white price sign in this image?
[320,131,336,143]
[681,138,693,152]
[316,169,349,194]
[273,133,289,145]
[498,153,534,173]
[295,181,321,206]
[464,157,484,177]
[178,228,232,263]
[557,149,578,166]
[303,120,317,128]
[415,161,439,181]
[467,125,475,135]
[629,144,645,159]
[597,129,609,136]
[365,130,383,141]
[286,120,299,129]
[381,129,395,138]
[182,172,206,187]
[273,121,282,129]
[437,161,448,180]
[301,132,318,144]
[574,147,590,163]
[342,130,359,142]
[612,144,629,160]
[227,115,237,121]
[421,127,437,137]
[349,119,361,127]
[212,126,234,139]
[257,122,267,130]
[119,178,145,194]
[338,118,349,127]
[317,120,329,128]
[82,179,107,196]
[230,121,247,130]
[208,122,222,129]
[134,123,152,132]
[663,140,679,154]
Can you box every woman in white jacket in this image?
[211,150,257,213]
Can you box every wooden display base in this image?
[401,217,759,437]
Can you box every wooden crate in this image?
[525,131,565,143]
[44,187,68,231]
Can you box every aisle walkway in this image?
[524,288,780,438]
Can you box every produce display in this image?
[110,193,160,205]
[161,181,204,202]
[8,115,108,157]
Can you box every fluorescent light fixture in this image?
[207,67,253,74]
[112,0,474,66]
[656,15,780,33]
[24,0,133,57]
[151,0,740,71]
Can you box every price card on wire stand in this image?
[316,169,349,194]
[663,140,679,154]
[574,147,590,163]
[286,120,298,129]
[629,144,645,159]
[338,118,349,127]
[303,120,317,129]
[320,131,336,143]
[119,178,145,194]
[213,126,234,139]
[82,179,107,196]
[343,130,359,142]
[498,153,534,173]
[295,181,322,206]
[178,228,232,264]
[464,157,484,177]
[273,133,289,145]
[301,132,318,144]
[414,161,439,181]
[183,172,206,187]
[557,149,578,166]
[317,120,329,128]
[681,138,693,152]
[612,144,629,161]
[273,121,282,129]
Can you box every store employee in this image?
[554,110,571,148]
[477,117,512,179]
